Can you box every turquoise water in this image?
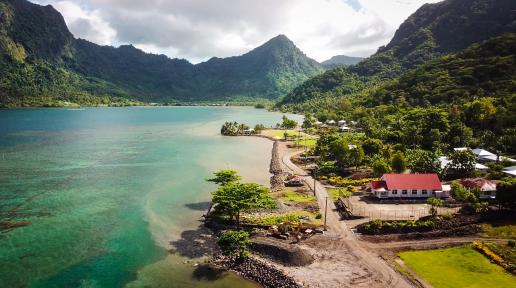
[0,107,302,288]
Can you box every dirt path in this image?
[363,236,508,251]
[276,142,412,288]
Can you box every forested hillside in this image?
[0,0,322,107]
[278,0,516,109]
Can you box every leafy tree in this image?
[212,182,276,228]
[362,138,383,156]
[206,170,241,185]
[427,197,444,216]
[302,114,315,129]
[391,152,407,173]
[280,115,298,129]
[408,149,441,174]
[372,158,391,177]
[497,178,516,210]
[331,139,364,170]
[254,124,266,133]
[221,122,239,136]
[217,230,251,260]
[445,150,476,179]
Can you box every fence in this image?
[340,197,459,221]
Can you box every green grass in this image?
[399,245,516,288]
[481,224,516,239]
[271,130,298,137]
[281,190,316,203]
[328,188,352,200]
[244,211,322,226]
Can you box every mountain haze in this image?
[321,55,364,68]
[0,0,322,106]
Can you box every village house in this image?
[503,166,516,177]
[371,174,449,199]
[460,178,497,199]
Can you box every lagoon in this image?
[0,107,301,287]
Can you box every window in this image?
[484,191,491,196]
[402,190,408,195]
[412,190,417,195]
[392,190,397,195]
[422,190,428,195]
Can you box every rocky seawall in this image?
[210,255,300,288]
[270,141,284,191]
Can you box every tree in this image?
[408,149,441,174]
[254,124,266,133]
[427,197,444,217]
[362,138,383,156]
[280,115,298,129]
[330,139,364,170]
[445,150,476,179]
[372,158,391,177]
[212,182,276,228]
[302,114,315,129]
[206,170,241,185]
[217,230,251,260]
[497,178,516,210]
[391,152,407,173]
[221,121,239,136]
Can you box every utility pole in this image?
[313,168,317,196]
[324,196,328,231]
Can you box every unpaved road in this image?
[277,142,412,288]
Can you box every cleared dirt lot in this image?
[343,196,460,227]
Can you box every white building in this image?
[371,174,448,199]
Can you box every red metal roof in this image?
[371,180,387,190]
[460,178,497,191]
[381,174,442,190]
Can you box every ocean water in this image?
[0,107,302,288]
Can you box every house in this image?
[314,121,323,126]
[371,174,447,199]
[339,125,352,132]
[472,148,516,163]
[503,166,516,177]
[243,128,254,135]
[438,156,489,170]
[326,120,336,125]
[338,120,347,126]
[460,178,497,199]
[285,176,304,187]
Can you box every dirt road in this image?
[277,142,412,288]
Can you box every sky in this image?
[31,0,442,63]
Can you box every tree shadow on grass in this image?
[184,201,212,211]
[169,224,219,259]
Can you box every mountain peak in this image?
[261,34,295,48]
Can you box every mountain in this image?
[0,0,322,107]
[368,34,516,107]
[321,55,364,68]
[278,0,516,110]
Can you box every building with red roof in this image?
[371,174,448,199]
[460,178,497,199]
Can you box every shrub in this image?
[472,241,508,269]
[218,230,251,260]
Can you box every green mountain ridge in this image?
[278,0,516,109]
[321,55,364,68]
[0,0,323,107]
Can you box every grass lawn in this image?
[271,130,298,138]
[481,223,516,239]
[244,211,322,226]
[328,188,352,201]
[399,245,516,288]
[281,190,316,203]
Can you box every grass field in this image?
[399,245,516,288]
[481,223,516,239]
[269,130,317,147]
[281,190,316,203]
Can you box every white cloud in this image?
[30,0,442,63]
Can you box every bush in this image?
[218,230,251,260]
[315,213,322,219]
